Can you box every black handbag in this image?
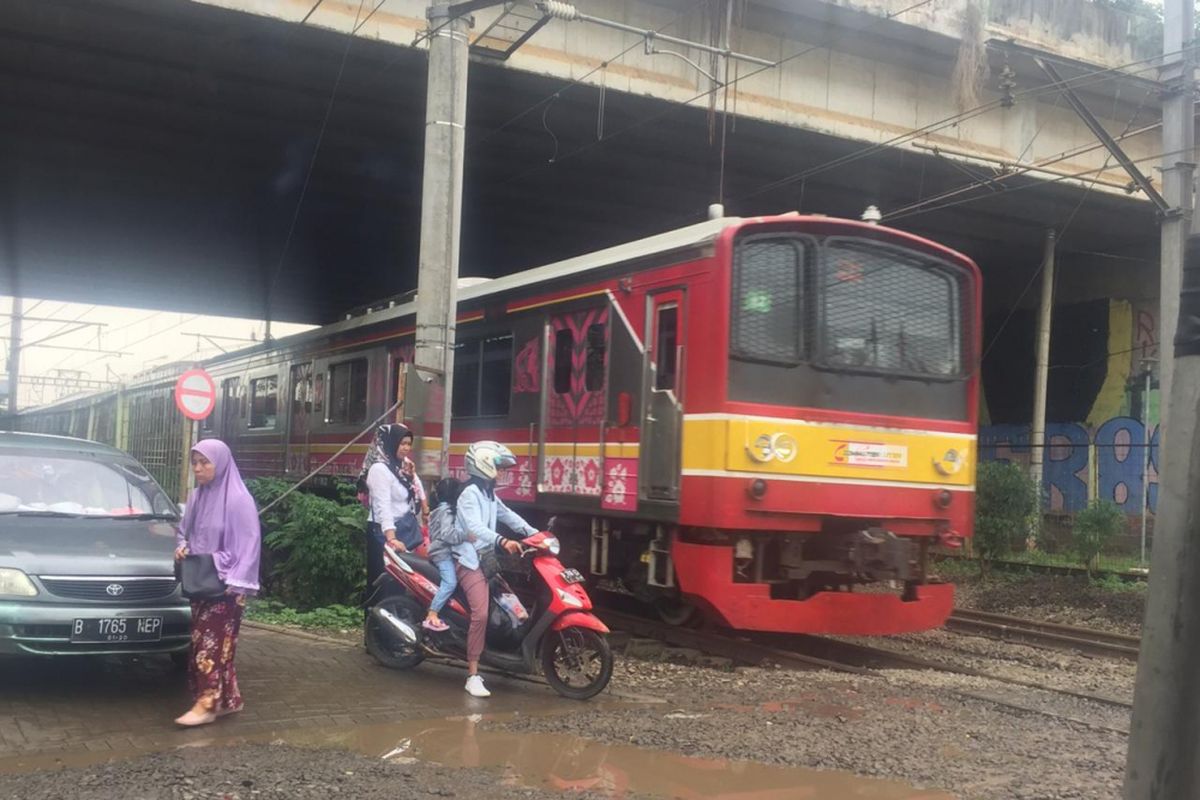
[175,553,227,600]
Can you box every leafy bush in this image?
[247,477,367,610]
[974,461,1040,575]
[1073,500,1126,577]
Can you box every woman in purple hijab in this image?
[173,439,261,727]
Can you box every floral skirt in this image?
[187,595,245,713]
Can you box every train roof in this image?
[208,215,750,363]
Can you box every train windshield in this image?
[819,240,962,378]
[729,234,971,418]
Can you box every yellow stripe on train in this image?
[681,415,975,488]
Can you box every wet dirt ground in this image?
[0,626,954,800]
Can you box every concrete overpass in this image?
[0,0,1168,326]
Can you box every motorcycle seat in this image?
[394,552,444,585]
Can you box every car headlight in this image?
[0,569,38,597]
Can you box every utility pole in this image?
[412,3,471,477]
[5,296,19,421]
[1155,0,1195,435]
[1028,230,1055,505]
[1123,0,1197,793]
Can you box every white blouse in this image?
[366,462,411,530]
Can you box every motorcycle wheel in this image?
[541,626,613,700]
[365,595,426,670]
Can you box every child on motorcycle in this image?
[423,477,467,632]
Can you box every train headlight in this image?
[933,448,964,477]
[746,433,798,464]
[934,489,953,509]
[747,479,768,499]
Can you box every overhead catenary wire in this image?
[975,87,1153,366]
[494,0,945,188]
[466,7,693,155]
[494,4,1192,211]
[730,44,1196,207]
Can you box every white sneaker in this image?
[465,675,491,698]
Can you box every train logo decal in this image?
[832,441,909,468]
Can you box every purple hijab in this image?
[178,439,262,595]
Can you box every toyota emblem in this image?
[105,584,125,597]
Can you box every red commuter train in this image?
[18,213,980,635]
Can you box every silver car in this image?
[0,432,190,662]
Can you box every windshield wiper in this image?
[0,510,86,518]
[101,513,179,521]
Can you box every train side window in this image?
[452,335,513,418]
[221,377,241,433]
[479,335,513,416]
[585,324,605,392]
[553,329,573,394]
[249,376,279,429]
[654,306,678,391]
[312,372,325,417]
[291,364,313,416]
[327,359,368,424]
[452,341,481,418]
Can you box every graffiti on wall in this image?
[1134,305,1158,362]
[980,416,1159,514]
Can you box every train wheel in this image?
[541,627,613,700]
[654,596,699,627]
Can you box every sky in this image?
[1,296,314,409]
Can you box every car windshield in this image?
[0,452,177,518]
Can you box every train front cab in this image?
[671,218,979,636]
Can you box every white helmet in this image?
[464,441,517,481]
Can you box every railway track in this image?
[599,609,1132,735]
[946,609,1141,662]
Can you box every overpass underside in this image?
[0,0,1159,327]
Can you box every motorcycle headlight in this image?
[0,568,38,598]
[543,536,561,555]
[556,588,584,608]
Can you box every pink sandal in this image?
[422,617,449,632]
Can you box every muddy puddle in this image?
[0,713,952,799]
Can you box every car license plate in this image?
[71,616,163,643]
[560,569,586,585]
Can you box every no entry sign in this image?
[174,369,216,421]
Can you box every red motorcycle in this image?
[364,530,614,700]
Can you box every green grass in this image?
[997,549,1147,573]
[245,599,361,631]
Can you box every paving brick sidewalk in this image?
[0,627,586,759]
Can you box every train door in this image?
[641,289,684,501]
[539,306,609,502]
[286,362,314,475]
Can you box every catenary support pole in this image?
[1028,230,1055,503]
[6,296,20,419]
[1124,236,1200,798]
[412,3,471,477]
[1124,3,1198,794]
[1155,0,1195,436]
